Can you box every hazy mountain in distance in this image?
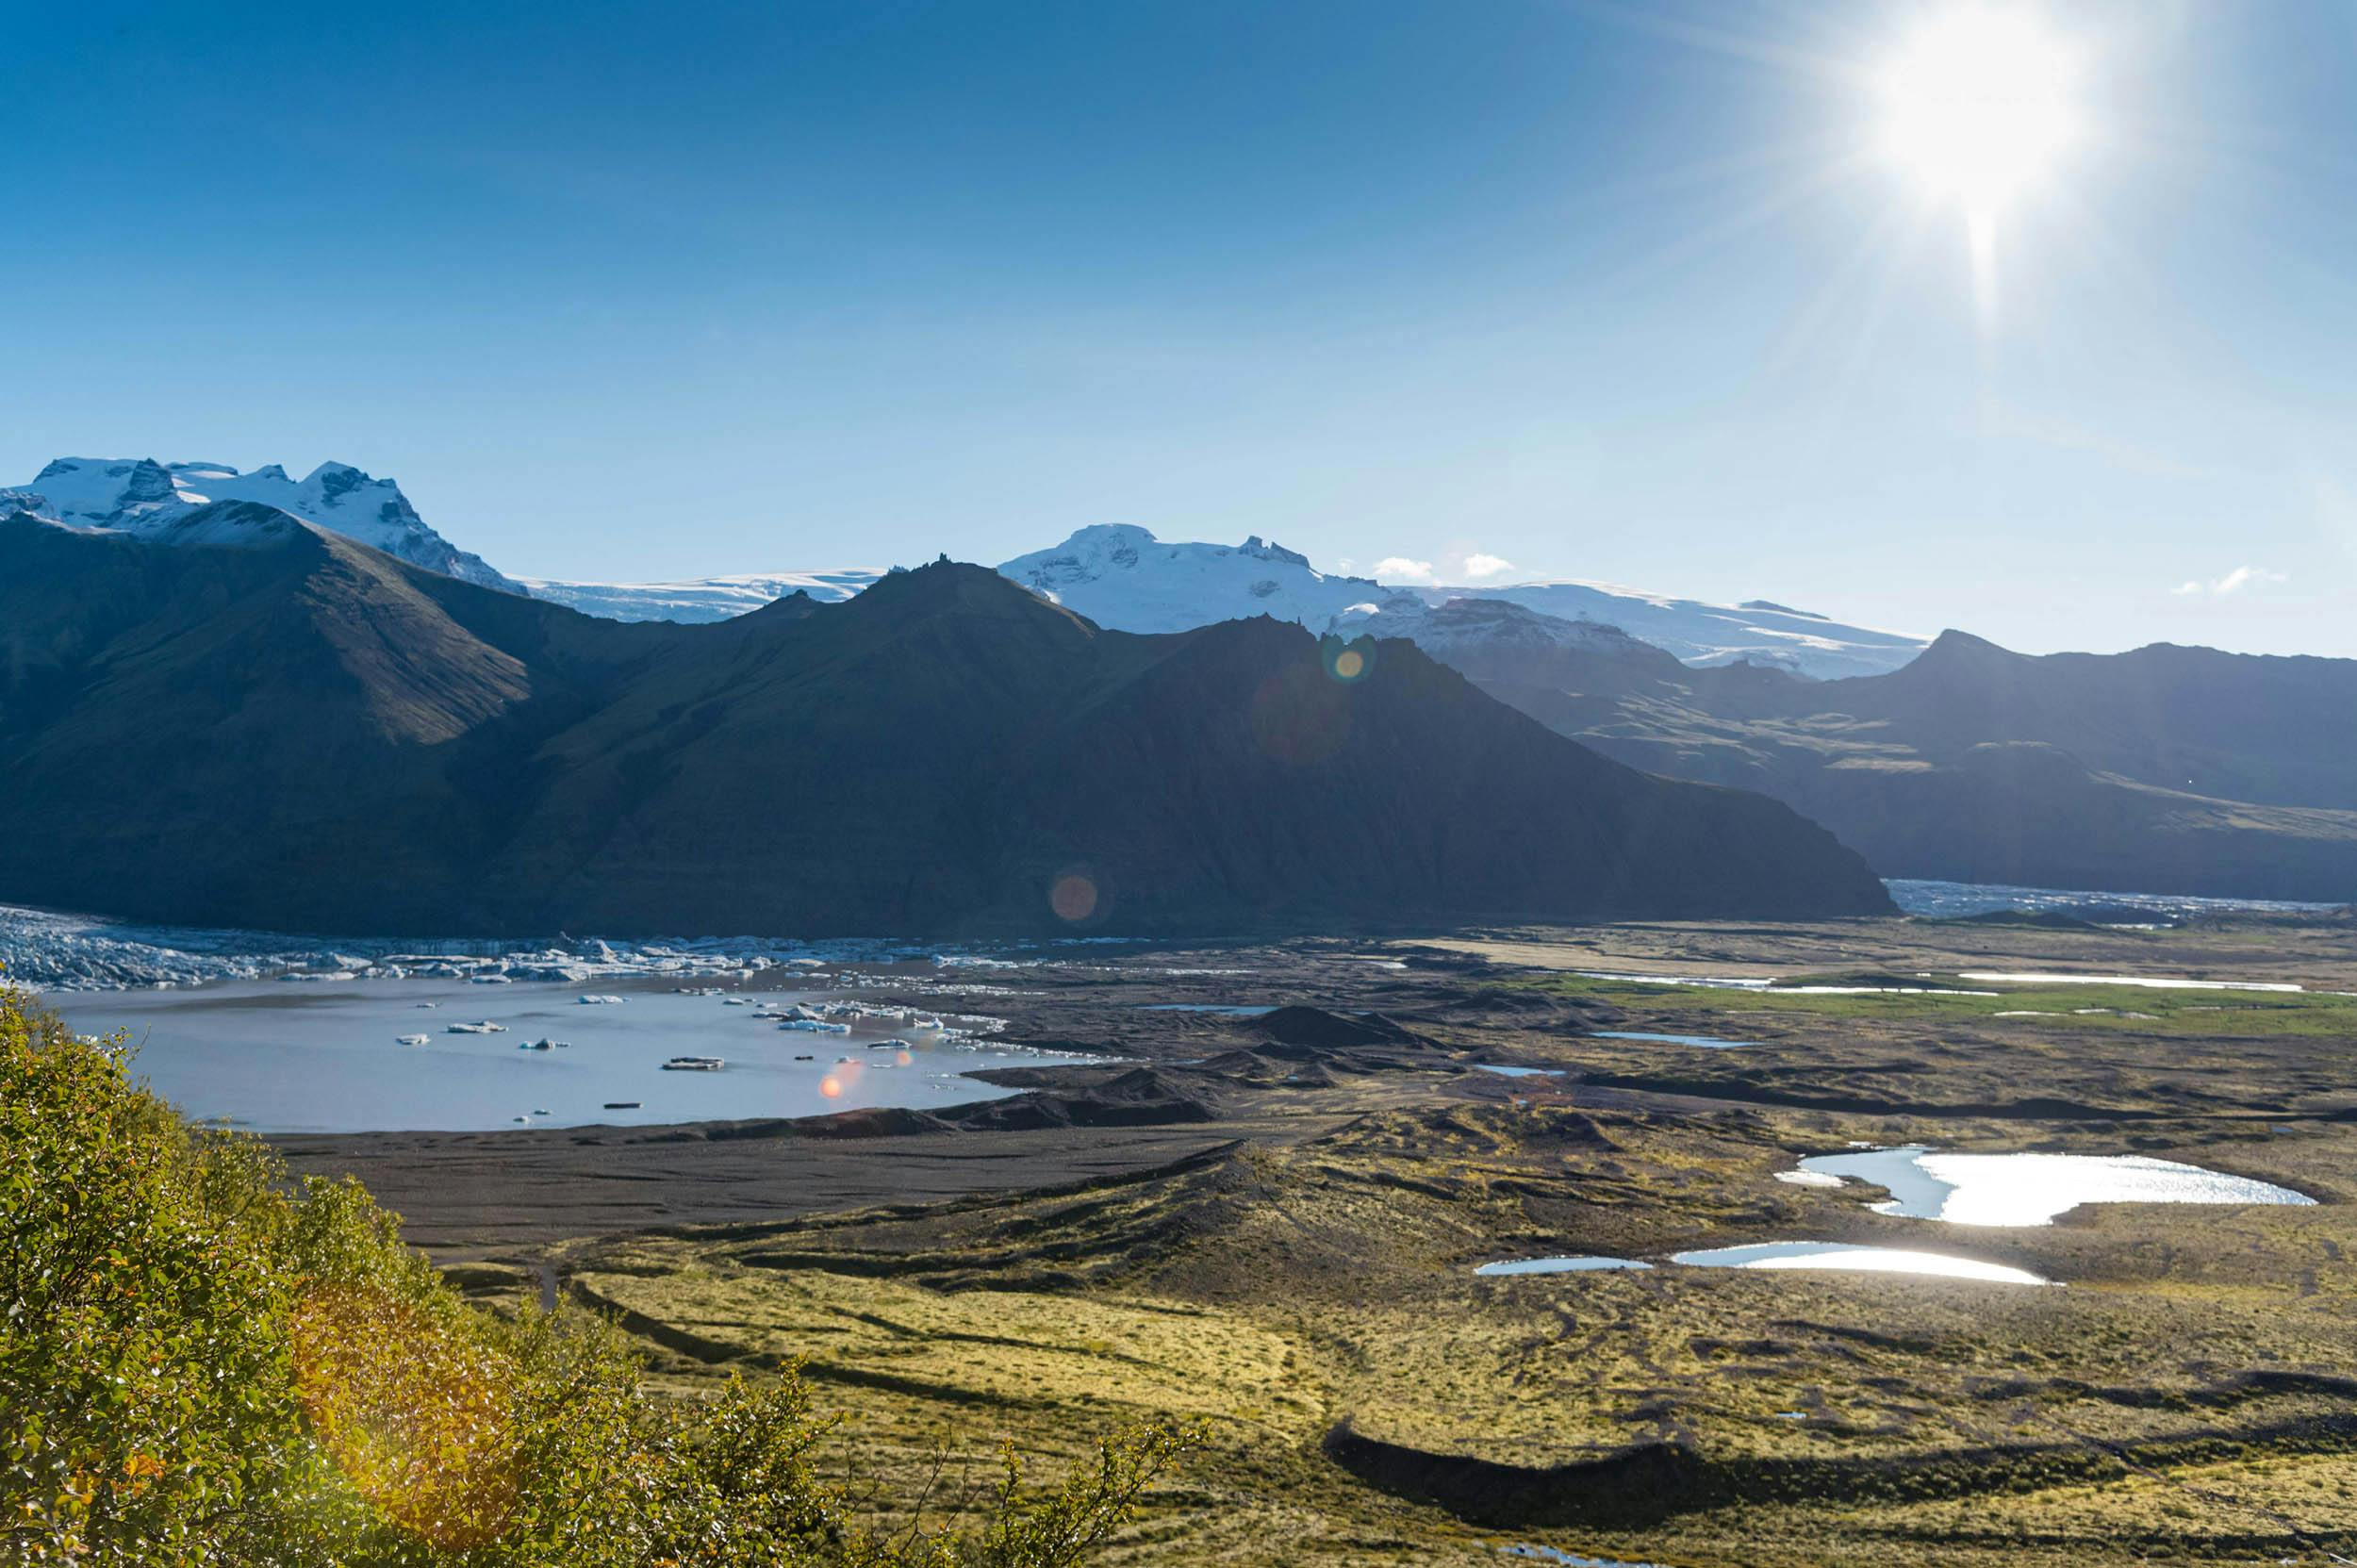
[0,513,1892,935]
[1413,619,2357,903]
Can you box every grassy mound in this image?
[0,984,1187,1564]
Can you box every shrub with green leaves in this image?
[0,984,1188,1565]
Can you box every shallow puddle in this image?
[1499,1546,1662,1567]
[1672,1242,2048,1284]
[1592,1029,1751,1049]
[1475,1256,1652,1276]
[1791,1145,2315,1227]
[1474,1064,1564,1079]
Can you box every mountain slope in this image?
[0,507,679,929]
[0,522,1890,934]
[1408,622,2357,902]
[16,457,521,592]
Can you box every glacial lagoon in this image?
[48,976,1079,1133]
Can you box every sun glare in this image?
[1875,6,2080,310]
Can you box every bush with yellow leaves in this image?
[0,984,1188,1565]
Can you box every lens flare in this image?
[1050,871,1099,923]
[819,1075,842,1098]
[1324,638,1375,684]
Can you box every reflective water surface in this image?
[1791,1145,2315,1227]
[52,977,1076,1133]
[1671,1241,2049,1284]
[1592,1030,1751,1049]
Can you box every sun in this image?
[1875,7,2080,251]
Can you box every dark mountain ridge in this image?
[0,512,1891,935]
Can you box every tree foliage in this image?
[0,984,1188,1565]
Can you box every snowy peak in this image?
[32,457,207,524]
[999,525,1384,635]
[1238,535,1311,569]
[12,457,520,594]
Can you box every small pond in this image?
[1592,1030,1751,1049]
[1671,1242,2048,1285]
[1790,1146,2315,1227]
[1475,1256,1653,1277]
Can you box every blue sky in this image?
[9,0,2354,655]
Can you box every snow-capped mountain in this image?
[519,569,885,622]
[14,457,520,592]
[1000,524,1389,636]
[1000,525,1927,677]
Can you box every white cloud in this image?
[2176,565,2288,597]
[1459,553,1516,580]
[2215,565,2287,595]
[1373,556,1436,585]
